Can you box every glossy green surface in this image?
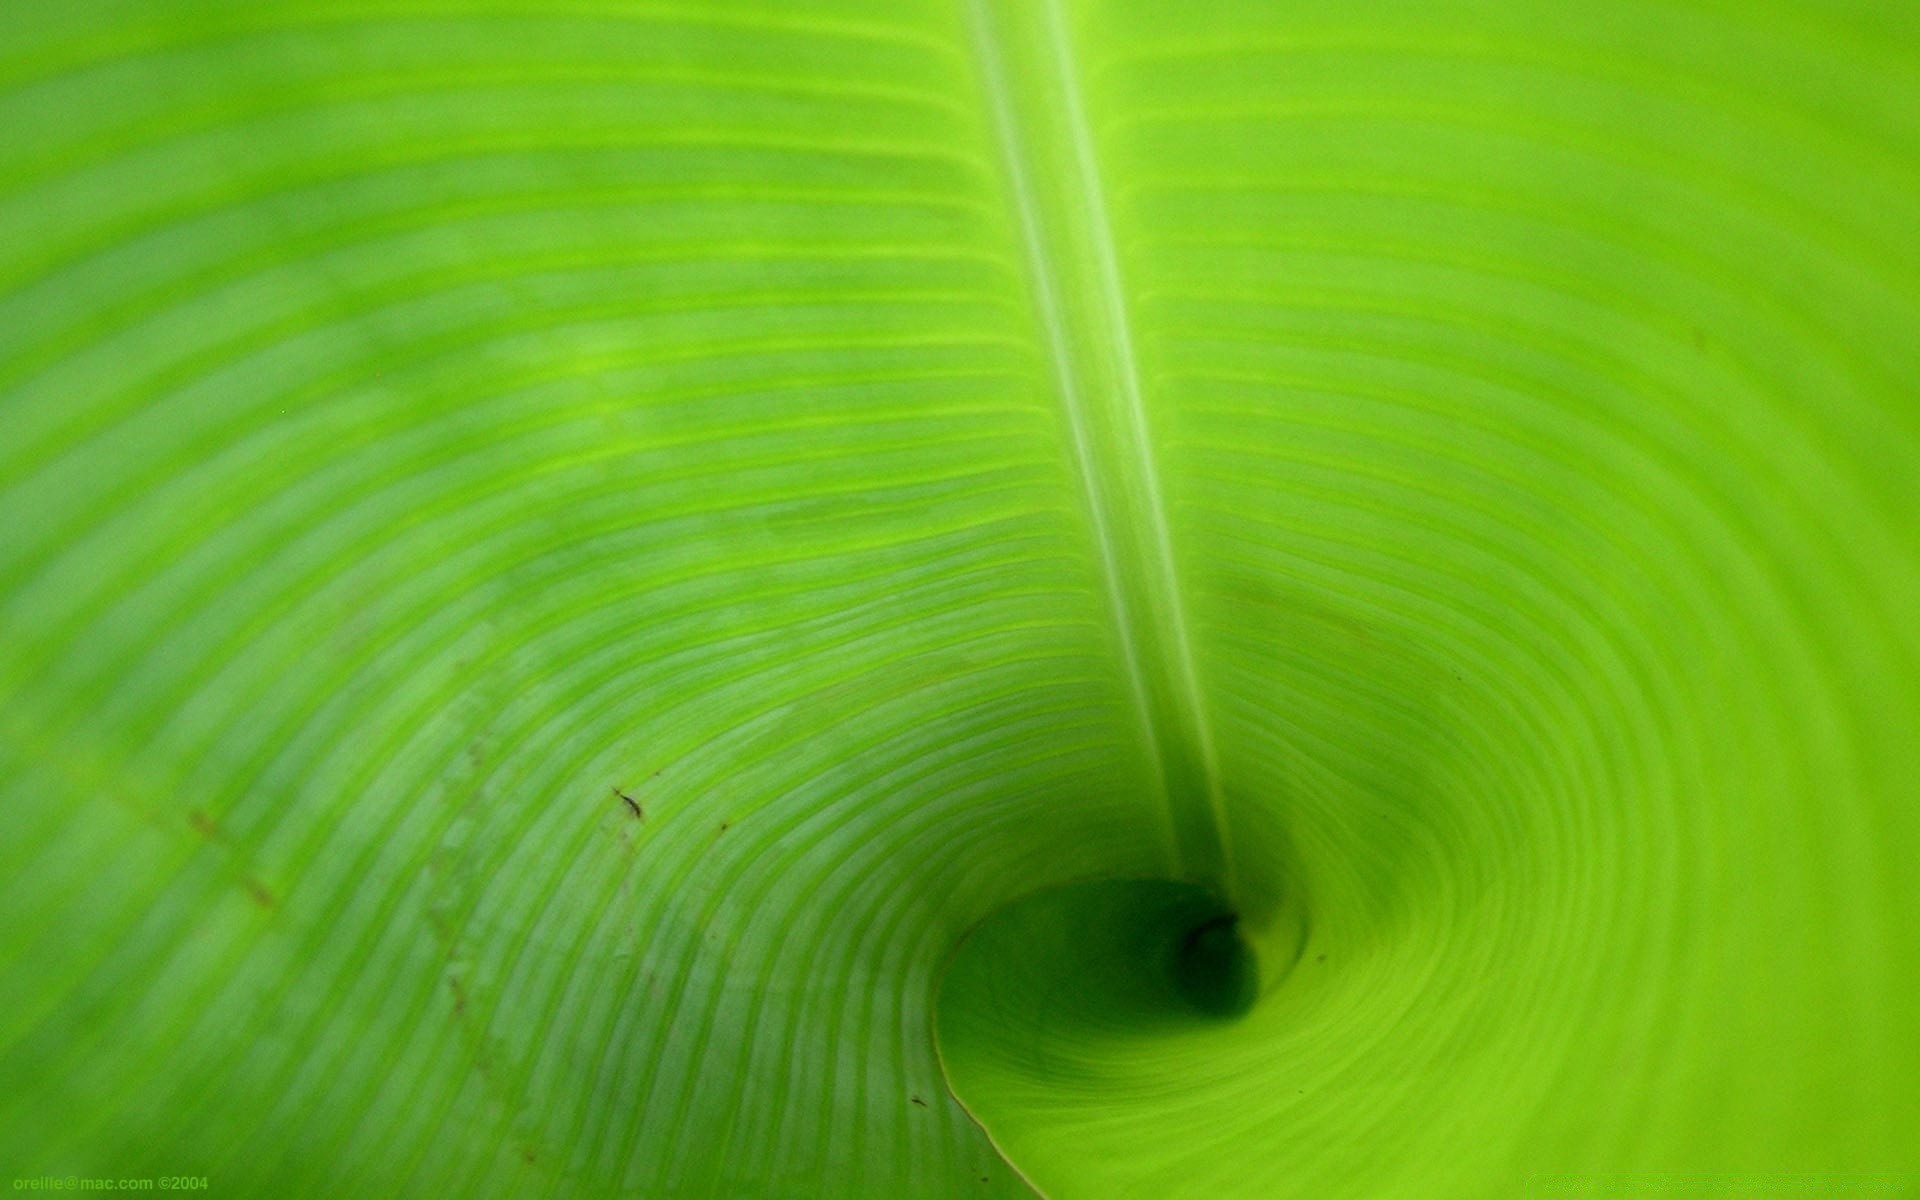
[2,2,1916,1197]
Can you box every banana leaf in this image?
[2,1,1916,1197]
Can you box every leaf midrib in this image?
[965,0,1231,894]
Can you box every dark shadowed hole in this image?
[1174,912,1258,1017]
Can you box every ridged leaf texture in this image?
[2,1,1917,1197]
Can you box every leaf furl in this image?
[1,2,1917,1198]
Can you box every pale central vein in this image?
[965,0,1232,893]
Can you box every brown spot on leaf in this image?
[910,1095,927,1108]
[188,811,218,838]
[243,878,276,908]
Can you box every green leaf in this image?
[2,2,1916,1198]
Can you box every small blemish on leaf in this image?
[910,1095,927,1108]
[188,811,218,838]
[613,786,643,821]
[243,878,275,908]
